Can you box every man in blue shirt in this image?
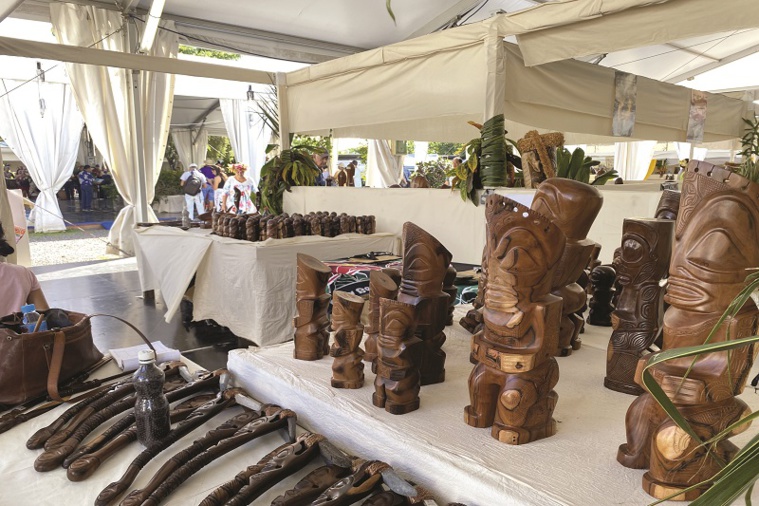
[78,165,94,212]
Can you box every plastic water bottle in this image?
[133,349,171,446]
[21,304,46,332]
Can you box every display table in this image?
[152,195,185,214]
[0,358,325,506]
[133,227,399,346]
[228,305,759,506]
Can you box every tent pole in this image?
[132,69,150,223]
[276,72,290,151]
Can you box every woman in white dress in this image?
[221,164,257,214]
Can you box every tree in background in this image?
[164,135,179,169]
[339,141,368,164]
[428,141,464,157]
[292,135,331,154]
[207,136,235,166]
[178,45,241,61]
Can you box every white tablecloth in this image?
[0,359,323,506]
[228,305,759,506]
[133,227,399,346]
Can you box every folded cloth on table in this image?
[109,341,181,371]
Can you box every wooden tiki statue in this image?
[465,195,566,444]
[515,131,565,188]
[654,189,681,221]
[330,291,366,389]
[531,178,603,356]
[373,298,422,415]
[443,265,458,326]
[618,161,759,500]
[363,271,400,373]
[605,218,673,395]
[293,253,332,361]
[397,222,453,386]
[587,265,616,326]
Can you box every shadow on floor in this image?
[33,259,255,372]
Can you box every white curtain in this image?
[0,80,83,232]
[172,128,209,169]
[220,98,270,189]
[367,139,403,188]
[50,3,177,255]
[614,141,657,181]
[675,142,692,161]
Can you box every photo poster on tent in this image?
[686,90,708,143]
[612,71,637,137]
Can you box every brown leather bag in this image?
[0,311,104,406]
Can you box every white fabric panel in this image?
[7,189,30,266]
[287,41,487,142]
[367,139,403,188]
[227,302,759,505]
[502,43,746,143]
[0,178,16,264]
[0,359,319,506]
[219,98,271,188]
[0,80,82,232]
[50,3,178,255]
[675,142,691,161]
[134,227,399,346]
[693,147,708,161]
[517,0,759,66]
[171,128,208,169]
[614,141,657,180]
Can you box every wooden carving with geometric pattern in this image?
[465,195,566,444]
[363,271,400,373]
[618,161,759,500]
[330,291,366,389]
[293,253,332,361]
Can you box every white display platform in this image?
[0,359,324,506]
[133,227,399,346]
[152,195,185,214]
[228,305,759,506]
[284,186,664,264]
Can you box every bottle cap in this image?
[138,349,156,363]
[21,304,35,313]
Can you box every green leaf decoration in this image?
[479,114,508,187]
[386,0,396,24]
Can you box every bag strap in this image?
[45,313,155,402]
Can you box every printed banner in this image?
[686,89,708,143]
[612,71,637,137]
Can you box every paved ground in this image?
[29,228,122,266]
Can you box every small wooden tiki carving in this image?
[293,253,332,361]
[397,222,453,386]
[618,162,759,500]
[330,291,366,389]
[605,218,673,395]
[363,271,400,373]
[654,189,681,221]
[587,265,616,326]
[443,265,458,326]
[531,178,603,356]
[460,245,487,335]
[337,169,348,187]
[515,131,565,188]
[373,298,422,415]
[465,195,566,445]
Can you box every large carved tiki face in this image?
[613,218,673,288]
[484,195,565,312]
[531,178,603,241]
[400,222,453,297]
[666,163,759,314]
[379,298,417,340]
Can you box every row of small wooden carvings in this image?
[212,212,376,241]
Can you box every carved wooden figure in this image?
[531,178,603,356]
[654,189,681,221]
[605,218,673,395]
[443,266,458,326]
[363,271,400,373]
[293,253,332,361]
[587,265,616,326]
[397,222,453,385]
[618,162,759,500]
[465,195,566,444]
[330,291,366,389]
[373,298,422,415]
[515,131,564,188]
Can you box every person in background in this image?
[63,167,78,201]
[78,164,94,212]
[346,160,358,187]
[0,222,48,316]
[180,163,207,220]
[222,164,256,214]
[15,167,30,199]
[211,165,227,212]
[313,151,330,186]
[199,159,217,211]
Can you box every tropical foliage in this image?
[412,160,449,188]
[447,132,481,205]
[178,45,241,61]
[153,167,183,200]
[479,114,509,187]
[258,145,321,215]
[555,146,617,185]
[737,117,759,183]
[207,136,235,166]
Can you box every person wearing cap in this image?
[313,151,330,186]
[0,222,48,316]
[199,159,217,211]
[221,163,256,215]
[180,163,208,220]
